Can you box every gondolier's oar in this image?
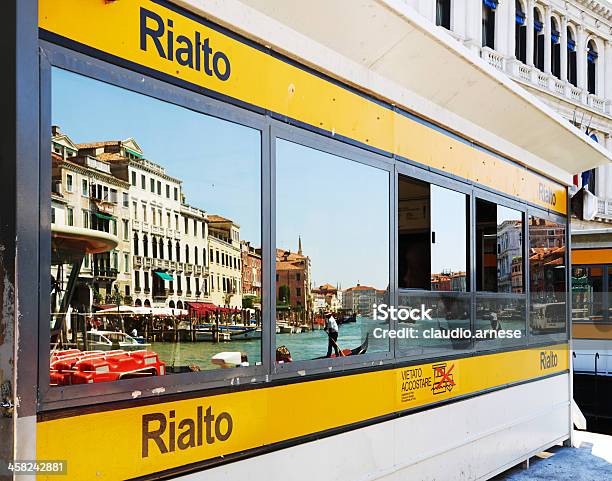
[324,329,345,357]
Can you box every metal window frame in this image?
[36,37,572,411]
[39,42,272,410]
[472,187,529,353]
[526,205,570,346]
[269,120,397,377]
[394,161,475,361]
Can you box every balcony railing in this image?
[486,53,610,115]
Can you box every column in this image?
[507,0,516,58]
[576,25,587,90]
[560,15,568,81]
[597,41,605,97]
[465,0,483,53]
[604,40,612,100]
[526,0,535,66]
[543,5,552,74]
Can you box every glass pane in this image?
[49,68,262,388]
[528,215,567,339]
[431,185,468,292]
[275,139,390,362]
[572,266,605,322]
[476,200,524,293]
[398,176,430,290]
[397,292,471,355]
[398,177,468,291]
[474,296,527,350]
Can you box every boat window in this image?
[571,266,605,323]
[474,200,526,350]
[528,215,567,340]
[275,139,390,362]
[49,67,263,389]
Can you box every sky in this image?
[52,68,390,289]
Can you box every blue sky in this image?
[276,140,390,289]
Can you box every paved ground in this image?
[493,431,612,480]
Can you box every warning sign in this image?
[397,361,459,407]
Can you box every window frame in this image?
[37,39,571,411]
[270,120,396,376]
[395,161,474,361]
[39,41,271,410]
[526,206,570,346]
[472,188,529,353]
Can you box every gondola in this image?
[315,334,369,359]
[337,313,357,324]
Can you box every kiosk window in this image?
[528,215,567,338]
[397,175,470,355]
[49,68,263,389]
[398,176,469,292]
[275,139,390,362]
[474,200,526,350]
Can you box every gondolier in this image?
[324,312,339,358]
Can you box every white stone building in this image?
[207,215,243,309]
[410,0,612,217]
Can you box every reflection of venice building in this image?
[241,240,262,300]
[342,284,386,317]
[276,239,312,313]
[51,127,131,311]
[497,220,523,293]
[77,136,192,309]
[208,215,243,309]
[312,283,342,313]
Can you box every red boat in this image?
[50,349,166,385]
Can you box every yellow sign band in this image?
[37,344,568,480]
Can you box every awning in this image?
[186,302,217,314]
[95,212,114,220]
[155,271,174,281]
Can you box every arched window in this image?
[185,244,190,264]
[134,298,142,307]
[194,246,199,265]
[133,232,139,256]
[203,248,207,267]
[175,241,180,262]
[158,238,164,259]
[144,299,151,307]
[152,237,157,258]
[143,234,148,257]
[436,0,451,30]
[177,300,184,310]
[533,8,544,71]
[168,240,172,260]
[551,17,561,79]
[567,27,577,86]
[169,300,175,309]
[515,1,526,62]
[587,40,597,95]
[482,1,497,49]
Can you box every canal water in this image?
[150,316,527,371]
[151,317,388,370]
